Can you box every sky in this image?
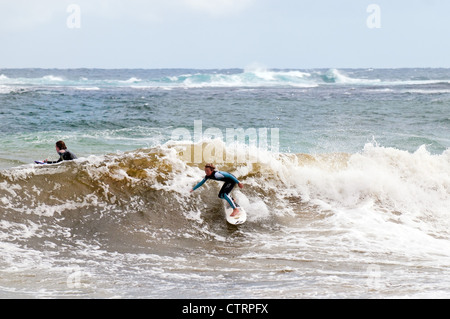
[0,0,449,69]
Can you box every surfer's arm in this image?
[192,178,207,191]
[44,158,62,164]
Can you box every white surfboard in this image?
[223,201,247,225]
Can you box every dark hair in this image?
[205,163,216,170]
[56,140,67,150]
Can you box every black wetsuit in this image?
[47,150,77,164]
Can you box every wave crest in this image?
[1,69,450,91]
[1,141,449,225]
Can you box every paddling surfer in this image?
[44,140,77,164]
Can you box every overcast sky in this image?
[0,0,449,69]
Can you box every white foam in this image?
[400,89,450,94]
[74,87,100,91]
[242,195,270,222]
[327,69,381,85]
[41,75,64,82]
[120,77,142,84]
[166,69,318,88]
[0,85,14,94]
[285,144,450,262]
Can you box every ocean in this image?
[0,67,449,298]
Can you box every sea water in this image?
[0,68,449,298]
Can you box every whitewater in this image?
[0,68,449,298]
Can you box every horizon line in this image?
[2,66,450,70]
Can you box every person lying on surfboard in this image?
[43,140,77,164]
[190,163,244,217]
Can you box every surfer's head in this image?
[204,163,216,176]
[55,140,67,152]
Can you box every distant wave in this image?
[322,68,381,84]
[1,69,450,90]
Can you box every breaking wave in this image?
[1,140,449,253]
[2,68,449,91]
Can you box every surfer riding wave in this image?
[190,163,244,217]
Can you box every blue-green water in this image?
[0,68,450,298]
[1,68,449,167]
